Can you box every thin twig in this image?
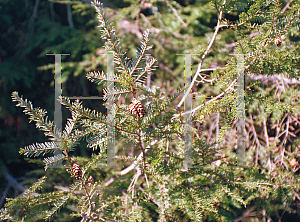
[281,0,294,13]
[166,2,187,27]
[250,113,260,166]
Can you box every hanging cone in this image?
[87,175,94,187]
[72,162,82,180]
[129,98,146,118]
[274,37,282,46]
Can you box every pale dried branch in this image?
[247,74,300,85]
[104,139,158,186]
[249,113,260,166]
[281,0,294,13]
[174,77,236,118]
[177,0,227,108]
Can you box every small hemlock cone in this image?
[72,162,82,180]
[274,37,281,46]
[129,98,146,118]
[290,158,297,168]
[87,175,94,187]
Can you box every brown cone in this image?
[129,98,146,118]
[87,175,94,187]
[275,37,281,46]
[72,162,82,180]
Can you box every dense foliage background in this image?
[1,0,300,221]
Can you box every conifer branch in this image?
[60,96,107,124]
[132,56,156,86]
[92,0,129,76]
[130,31,151,76]
[11,91,60,140]
[219,1,273,28]
[5,1,300,221]
[19,142,60,157]
[43,154,66,170]
[44,183,80,220]
[103,87,132,101]
[86,70,121,85]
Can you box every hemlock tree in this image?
[1,0,300,221]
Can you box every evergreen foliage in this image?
[1,0,300,221]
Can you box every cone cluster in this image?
[274,35,286,46]
[129,98,146,118]
[72,162,82,180]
